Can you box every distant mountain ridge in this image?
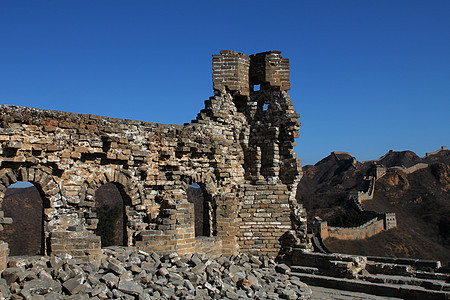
[365,147,449,167]
[297,147,450,263]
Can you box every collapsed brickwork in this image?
[0,50,308,268]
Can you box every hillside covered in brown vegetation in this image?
[297,148,450,264]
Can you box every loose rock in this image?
[0,247,312,299]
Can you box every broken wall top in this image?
[212,50,290,96]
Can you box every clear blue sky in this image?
[1,1,449,166]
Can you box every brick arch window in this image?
[81,169,145,247]
[94,182,132,247]
[0,167,61,256]
[183,174,217,237]
[0,181,48,256]
[187,182,212,237]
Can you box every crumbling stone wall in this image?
[0,50,306,267]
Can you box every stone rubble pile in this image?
[0,247,312,299]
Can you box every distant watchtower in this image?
[384,213,397,230]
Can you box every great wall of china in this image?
[0,50,307,269]
[310,148,449,243]
[0,51,448,299]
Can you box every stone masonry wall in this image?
[0,50,305,265]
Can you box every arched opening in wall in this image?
[94,183,129,247]
[0,181,48,256]
[187,183,215,237]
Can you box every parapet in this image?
[212,50,250,96]
[212,50,290,97]
[250,51,290,91]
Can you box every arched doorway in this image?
[187,182,215,237]
[0,181,47,256]
[94,183,128,247]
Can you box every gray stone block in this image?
[118,280,144,295]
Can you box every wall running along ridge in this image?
[316,214,396,241]
[0,50,308,268]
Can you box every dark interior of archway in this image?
[0,183,44,256]
[187,183,209,237]
[95,183,126,247]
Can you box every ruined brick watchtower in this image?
[213,50,290,95]
[209,50,305,251]
[0,50,307,269]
